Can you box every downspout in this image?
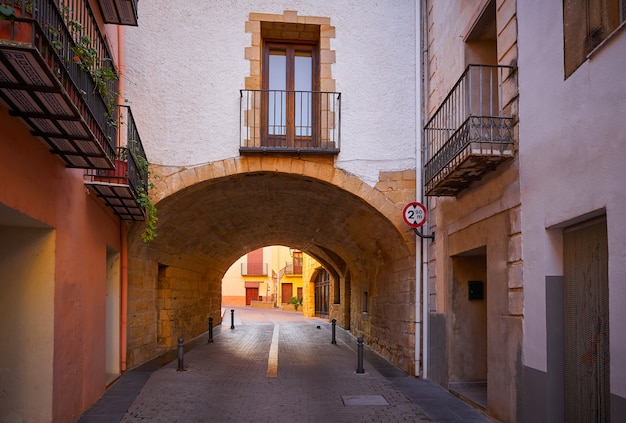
[420,0,430,380]
[414,1,422,378]
[120,221,128,372]
[417,0,429,380]
[118,24,128,372]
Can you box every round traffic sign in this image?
[402,202,427,228]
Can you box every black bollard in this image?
[356,337,364,373]
[230,309,235,329]
[331,319,337,344]
[208,317,213,343]
[177,337,185,371]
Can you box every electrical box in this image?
[468,280,484,300]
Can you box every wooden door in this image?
[245,287,259,305]
[281,283,293,304]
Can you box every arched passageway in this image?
[126,157,417,373]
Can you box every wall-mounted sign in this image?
[402,202,427,228]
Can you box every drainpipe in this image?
[118,25,128,372]
[415,0,429,379]
[413,0,422,378]
[420,0,430,380]
[120,221,128,372]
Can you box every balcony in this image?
[84,106,148,221]
[241,262,268,276]
[0,0,117,169]
[96,0,138,26]
[240,89,341,155]
[284,262,302,275]
[424,65,516,196]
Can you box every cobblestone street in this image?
[79,308,494,423]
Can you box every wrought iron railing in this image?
[241,262,268,276]
[1,0,118,166]
[240,89,341,153]
[83,105,148,220]
[424,64,516,192]
[284,262,302,275]
[85,106,147,190]
[118,105,148,186]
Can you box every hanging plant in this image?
[130,141,158,244]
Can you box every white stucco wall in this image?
[518,1,626,396]
[122,0,417,186]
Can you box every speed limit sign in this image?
[402,202,427,228]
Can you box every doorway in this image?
[315,268,330,318]
[563,217,609,422]
[0,206,54,422]
[105,246,121,385]
[449,248,488,408]
[246,287,259,305]
[281,282,293,305]
[263,41,318,148]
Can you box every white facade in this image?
[123,1,417,186]
[518,0,626,420]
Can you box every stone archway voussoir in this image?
[153,157,399,226]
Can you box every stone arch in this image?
[151,156,408,233]
[126,156,418,374]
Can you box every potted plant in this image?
[290,296,303,311]
[0,1,34,44]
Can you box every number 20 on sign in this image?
[402,202,427,228]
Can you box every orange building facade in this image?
[0,1,143,421]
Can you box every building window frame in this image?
[563,0,626,77]
[261,41,320,147]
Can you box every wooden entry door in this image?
[245,287,259,305]
[281,283,293,303]
[563,217,609,423]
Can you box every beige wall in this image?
[424,0,521,420]
[0,227,54,423]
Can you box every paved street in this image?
[78,307,495,423]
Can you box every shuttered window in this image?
[563,0,625,77]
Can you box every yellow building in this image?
[222,246,324,315]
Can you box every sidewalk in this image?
[77,307,495,423]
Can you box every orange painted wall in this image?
[0,104,123,421]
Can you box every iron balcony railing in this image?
[84,106,149,221]
[240,89,341,154]
[424,64,516,196]
[0,0,118,168]
[284,262,302,275]
[241,262,268,276]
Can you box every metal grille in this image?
[563,217,610,423]
[423,64,515,196]
[240,89,340,154]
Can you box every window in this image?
[292,250,303,274]
[242,13,339,153]
[263,41,318,147]
[564,0,625,77]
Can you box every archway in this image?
[125,157,418,373]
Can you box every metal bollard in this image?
[356,337,364,373]
[177,337,185,371]
[208,317,213,343]
[230,309,235,329]
[331,319,337,344]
